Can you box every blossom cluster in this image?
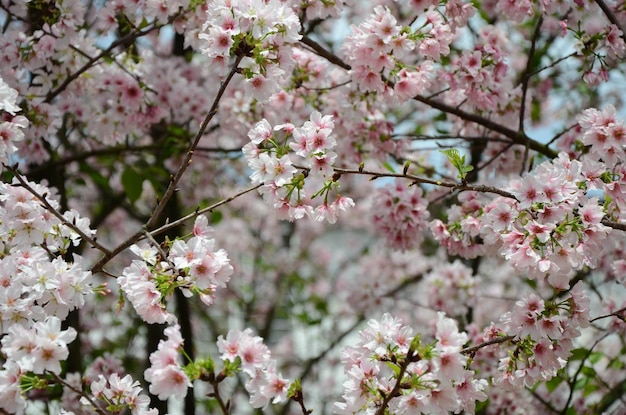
[244,112,355,223]
[371,180,430,251]
[198,0,301,100]
[492,282,591,388]
[145,324,192,401]
[334,313,488,415]
[432,148,617,290]
[217,328,290,408]
[119,215,233,324]
[84,373,156,415]
[0,317,76,413]
[0,76,27,168]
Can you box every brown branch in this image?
[144,54,244,231]
[590,306,626,323]
[330,166,520,200]
[44,19,167,103]
[299,34,558,159]
[300,35,351,70]
[595,0,626,40]
[461,335,516,355]
[375,348,418,415]
[602,218,626,232]
[412,95,558,159]
[48,372,108,415]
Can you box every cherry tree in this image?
[1,0,626,414]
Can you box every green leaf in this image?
[580,366,597,378]
[382,161,396,173]
[545,376,563,393]
[210,210,223,224]
[588,351,604,364]
[385,361,402,377]
[569,348,588,361]
[121,166,144,204]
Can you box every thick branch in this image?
[412,95,558,158]
[298,35,558,159]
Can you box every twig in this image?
[48,371,107,415]
[461,335,516,355]
[90,183,261,274]
[6,165,111,255]
[144,54,245,231]
[329,166,520,200]
[590,306,626,323]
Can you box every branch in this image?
[48,371,108,415]
[461,335,516,355]
[330,166,520,200]
[298,34,558,159]
[44,18,170,103]
[602,218,626,232]
[144,54,244,231]
[90,183,261,275]
[6,165,111,255]
[300,35,351,70]
[375,348,417,415]
[590,306,626,323]
[412,95,558,159]
[595,0,626,40]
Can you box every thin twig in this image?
[461,335,516,355]
[90,183,261,274]
[48,371,107,415]
[590,306,626,323]
[6,165,111,255]
[329,166,520,200]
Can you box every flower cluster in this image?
[1,316,76,375]
[244,112,355,223]
[119,215,233,324]
[371,181,430,250]
[423,260,478,317]
[578,104,626,169]
[217,328,290,408]
[493,154,609,289]
[145,325,192,401]
[0,317,76,413]
[334,313,488,415]
[84,373,156,415]
[0,76,27,169]
[494,282,590,388]
[430,191,488,260]
[198,0,301,100]
[0,179,95,328]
